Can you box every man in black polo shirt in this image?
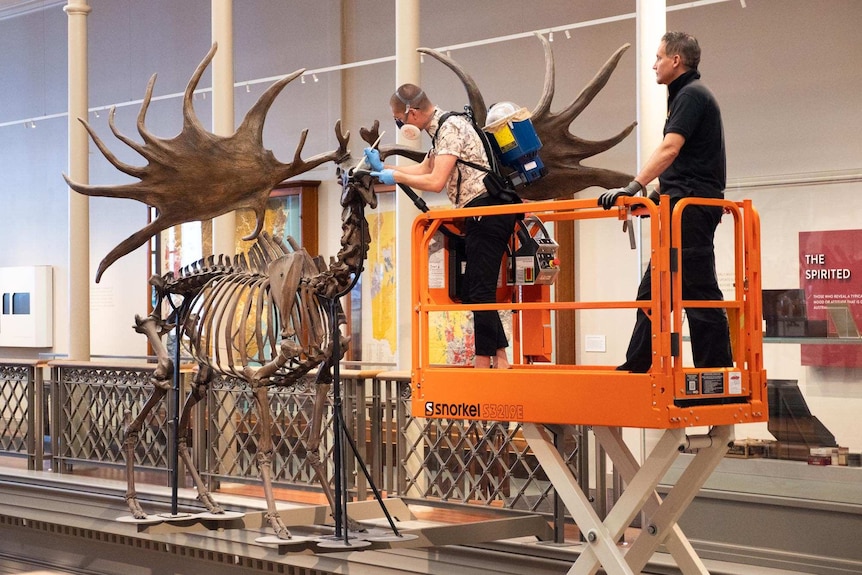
[598,31,732,373]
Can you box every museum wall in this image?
[0,1,860,449]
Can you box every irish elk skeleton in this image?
[64,44,374,538]
[129,167,376,538]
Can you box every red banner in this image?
[799,229,862,366]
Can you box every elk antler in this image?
[363,35,635,200]
[64,43,350,282]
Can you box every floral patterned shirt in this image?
[425,107,490,208]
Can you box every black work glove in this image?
[630,190,661,210]
[597,180,645,210]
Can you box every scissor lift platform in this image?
[409,196,766,574]
[413,366,764,428]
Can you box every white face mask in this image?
[399,123,421,141]
[394,89,425,141]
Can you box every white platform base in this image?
[116,510,244,524]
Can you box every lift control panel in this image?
[510,218,559,286]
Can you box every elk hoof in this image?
[266,511,292,539]
[125,496,147,519]
[197,492,224,514]
[346,515,366,533]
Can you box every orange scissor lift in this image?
[410,195,767,575]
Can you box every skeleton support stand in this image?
[159,295,192,520]
[330,295,348,543]
[321,297,403,547]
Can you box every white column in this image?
[636,0,666,179]
[394,0,421,370]
[211,0,236,257]
[210,0,238,473]
[634,0,666,463]
[394,0,424,498]
[65,0,91,360]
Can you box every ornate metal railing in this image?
[51,362,176,474]
[2,360,584,519]
[200,369,377,500]
[0,359,43,469]
[374,371,583,514]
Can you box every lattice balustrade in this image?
[3,361,584,518]
[205,375,328,484]
[376,372,583,515]
[202,371,367,493]
[0,363,35,456]
[53,365,172,471]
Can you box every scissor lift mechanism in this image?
[410,196,766,575]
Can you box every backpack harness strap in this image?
[432,109,500,206]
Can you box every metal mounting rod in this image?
[680,432,718,452]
